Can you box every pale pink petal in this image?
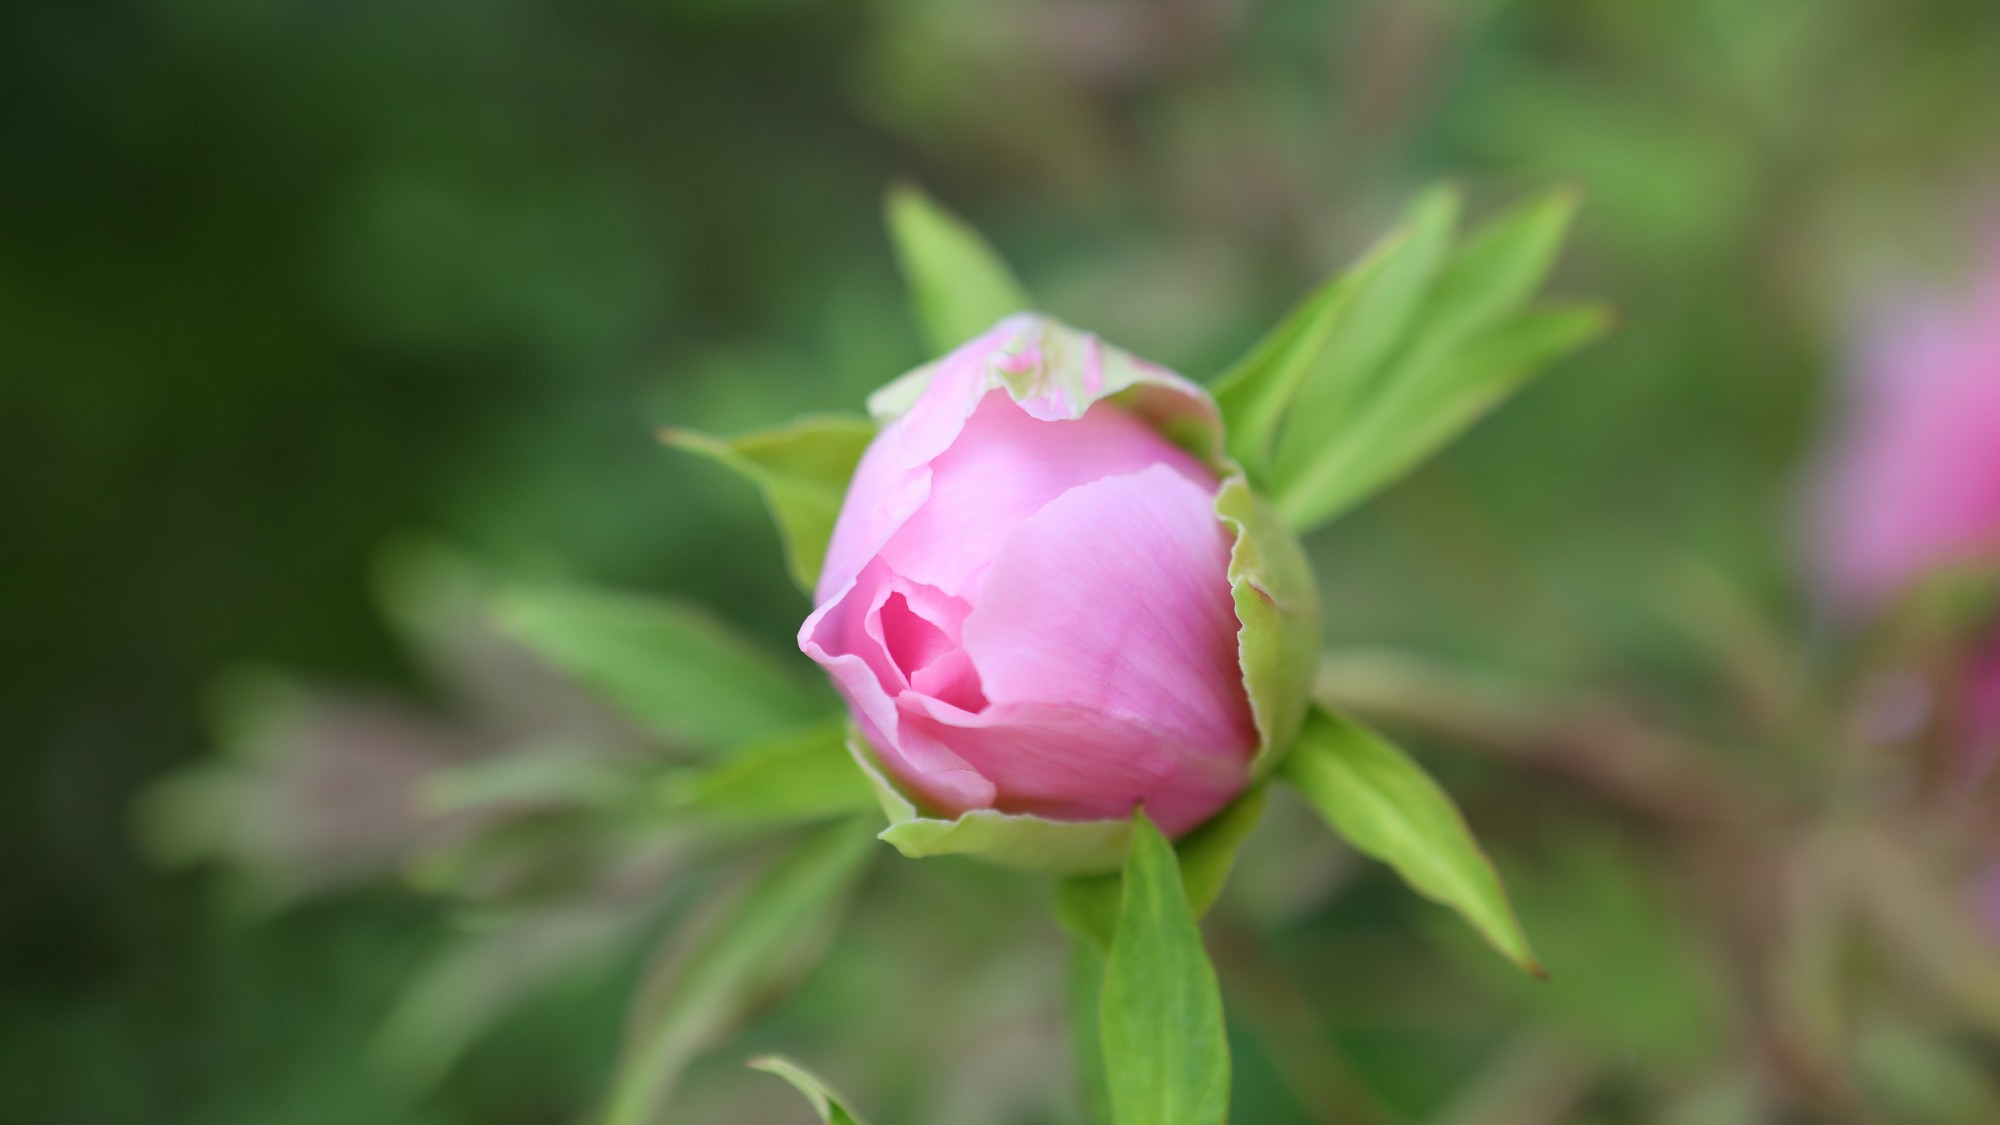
[814,439,930,607]
[901,464,1260,832]
[896,696,1244,835]
[962,464,1251,746]
[800,567,996,810]
[880,392,1214,598]
[1812,246,2000,609]
[799,566,900,738]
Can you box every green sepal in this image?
[1099,809,1231,1125]
[495,583,829,751]
[844,726,1132,874]
[1279,707,1543,976]
[661,414,877,593]
[1055,783,1269,953]
[655,717,877,825]
[1217,474,1321,773]
[747,1056,874,1125]
[886,183,1036,356]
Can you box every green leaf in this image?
[1055,783,1270,953]
[1267,186,1460,486]
[748,1056,874,1125]
[1223,184,1597,534]
[1280,708,1542,975]
[1422,185,1582,343]
[1278,301,1611,526]
[496,585,829,751]
[661,414,876,592]
[1067,940,1113,1125]
[1213,186,1457,481]
[656,718,875,824]
[886,183,1034,355]
[601,822,876,1125]
[1099,810,1230,1125]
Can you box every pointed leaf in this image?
[1055,783,1270,953]
[886,184,1034,355]
[1268,186,1460,485]
[1100,810,1230,1125]
[748,1056,874,1125]
[1213,186,1456,480]
[1251,184,1596,533]
[1421,185,1582,343]
[1067,940,1113,1125]
[1275,301,1610,527]
[496,585,829,751]
[662,414,876,592]
[656,718,875,824]
[601,822,876,1125]
[1280,708,1542,975]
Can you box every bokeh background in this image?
[8,1,2000,1122]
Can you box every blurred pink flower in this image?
[800,315,1256,835]
[1810,231,2000,610]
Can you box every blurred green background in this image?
[8,1,2000,1122]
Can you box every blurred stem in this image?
[1663,558,1823,750]
[1314,650,1765,824]
[1209,917,1405,1125]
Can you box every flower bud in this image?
[800,315,1316,840]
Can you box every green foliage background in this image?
[6,0,2000,1121]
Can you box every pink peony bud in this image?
[800,315,1266,836]
[1809,231,2000,611]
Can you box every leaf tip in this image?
[657,425,726,454]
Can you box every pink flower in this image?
[1809,231,2000,611]
[800,315,1260,836]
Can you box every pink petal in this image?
[800,565,997,810]
[896,696,1243,835]
[1812,248,2000,609]
[963,465,1248,735]
[935,463,1256,831]
[880,392,1214,599]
